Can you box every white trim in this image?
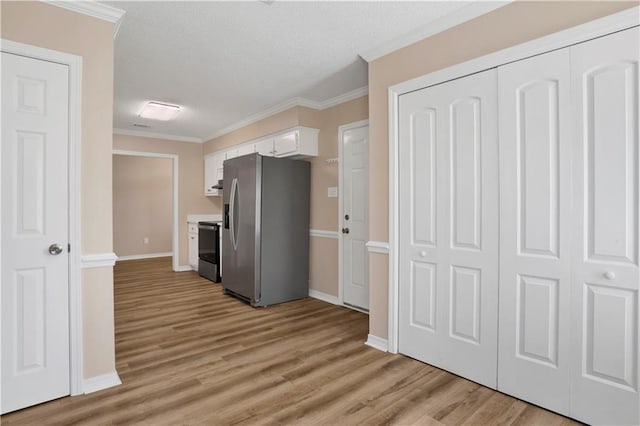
[309,229,340,239]
[389,7,640,96]
[316,86,369,109]
[388,84,400,354]
[116,252,172,261]
[366,241,390,254]
[204,86,368,142]
[81,253,118,269]
[44,1,125,38]
[360,1,511,62]
[386,6,640,355]
[113,150,180,272]
[338,119,370,309]
[309,289,340,306]
[174,265,193,272]
[82,371,121,394]
[113,128,202,144]
[365,334,389,352]
[1,39,86,395]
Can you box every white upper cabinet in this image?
[204,152,225,196]
[235,143,255,158]
[274,127,319,158]
[255,139,274,156]
[204,126,318,196]
[273,131,298,157]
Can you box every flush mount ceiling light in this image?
[139,101,181,121]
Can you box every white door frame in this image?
[0,39,84,395]
[338,119,369,311]
[386,7,640,353]
[112,150,180,271]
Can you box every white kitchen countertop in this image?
[187,214,222,223]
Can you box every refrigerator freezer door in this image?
[222,154,259,302]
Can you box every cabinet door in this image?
[236,144,254,158]
[398,68,499,389]
[255,139,274,156]
[273,131,298,157]
[570,27,639,426]
[497,47,572,415]
[188,232,198,270]
[204,155,217,195]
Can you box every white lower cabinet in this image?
[188,222,198,271]
[398,26,639,425]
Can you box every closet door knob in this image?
[419,251,427,258]
[604,271,616,280]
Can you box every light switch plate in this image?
[328,187,338,198]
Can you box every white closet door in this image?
[570,27,639,426]
[497,48,573,414]
[398,69,499,388]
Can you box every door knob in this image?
[48,243,64,255]
[604,271,616,280]
[342,228,350,234]
[419,251,427,257]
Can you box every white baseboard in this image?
[309,289,340,305]
[174,265,193,272]
[83,371,121,394]
[116,252,172,261]
[365,334,388,352]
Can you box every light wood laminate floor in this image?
[1,257,579,425]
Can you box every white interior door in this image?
[398,69,499,388]
[1,52,70,414]
[341,123,369,310]
[570,27,639,426]
[497,48,573,415]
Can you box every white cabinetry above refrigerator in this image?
[204,126,318,196]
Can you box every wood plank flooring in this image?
[1,257,579,425]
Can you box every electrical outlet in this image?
[143,237,149,244]
[328,187,338,198]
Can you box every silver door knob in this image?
[48,244,64,255]
[604,271,616,280]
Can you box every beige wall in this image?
[1,1,116,377]
[203,96,368,298]
[367,1,638,339]
[113,155,173,257]
[113,134,217,266]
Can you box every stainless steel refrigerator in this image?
[222,153,310,307]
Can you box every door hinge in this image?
[68,243,71,253]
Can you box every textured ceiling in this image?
[107,1,485,142]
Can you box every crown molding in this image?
[359,1,512,62]
[44,1,126,38]
[113,128,203,144]
[204,86,368,142]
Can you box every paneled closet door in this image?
[571,27,639,426]
[398,69,499,389]
[497,48,573,415]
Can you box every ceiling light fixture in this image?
[139,101,181,121]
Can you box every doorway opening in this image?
[112,151,179,271]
